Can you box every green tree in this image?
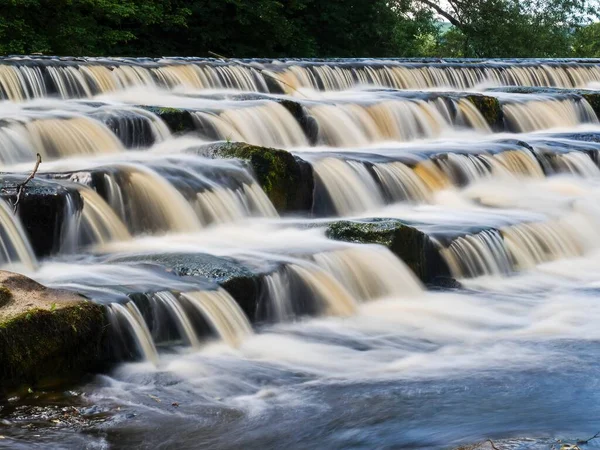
[573,22,600,57]
[414,0,598,57]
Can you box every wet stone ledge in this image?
[325,219,457,287]
[194,142,315,214]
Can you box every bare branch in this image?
[577,430,600,445]
[415,0,464,28]
[487,439,501,450]
[12,153,42,214]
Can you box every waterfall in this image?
[107,302,159,363]
[312,158,384,215]
[0,198,38,270]
[274,62,600,92]
[373,162,433,203]
[181,289,253,347]
[0,116,123,164]
[4,59,600,101]
[287,264,358,316]
[194,182,278,225]
[502,97,599,132]
[150,291,201,348]
[262,246,423,322]
[434,149,545,185]
[312,247,423,300]
[102,165,202,234]
[77,186,132,248]
[191,102,308,147]
[309,98,489,146]
[106,288,253,361]
[90,106,172,148]
[440,216,595,278]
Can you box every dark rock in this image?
[465,94,504,130]
[326,219,454,285]
[0,176,82,258]
[198,142,314,214]
[106,252,279,322]
[141,107,195,134]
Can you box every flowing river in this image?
[1,57,600,449]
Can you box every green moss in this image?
[0,302,107,390]
[142,106,195,133]
[0,286,12,308]
[465,95,503,130]
[213,142,314,213]
[326,220,454,285]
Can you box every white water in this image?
[3,57,600,449]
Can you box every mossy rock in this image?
[0,271,108,390]
[141,106,196,134]
[202,142,314,213]
[465,94,503,130]
[326,219,455,286]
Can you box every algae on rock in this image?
[326,219,455,286]
[465,94,504,130]
[0,271,107,390]
[201,142,314,213]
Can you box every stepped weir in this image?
[1,56,600,448]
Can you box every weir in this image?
[3,56,600,370]
[5,58,600,101]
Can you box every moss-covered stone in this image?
[0,272,108,391]
[0,286,12,308]
[142,106,196,134]
[465,94,504,130]
[202,142,314,213]
[326,219,455,286]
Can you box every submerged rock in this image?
[106,252,279,322]
[0,271,106,390]
[198,142,314,213]
[325,219,456,286]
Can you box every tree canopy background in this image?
[0,0,598,57]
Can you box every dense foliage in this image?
[0,0,598,57]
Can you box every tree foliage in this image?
[0,0,599,57]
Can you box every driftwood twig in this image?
[12,153,41,214]
[577,430,600,445]
[487,439,500,450]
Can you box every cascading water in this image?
[308,97,490,146]
[191,102,309,148]
[5,59,600,101]
[0,198,37,270]
[502,96,599,132]
[4,56,600,449]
